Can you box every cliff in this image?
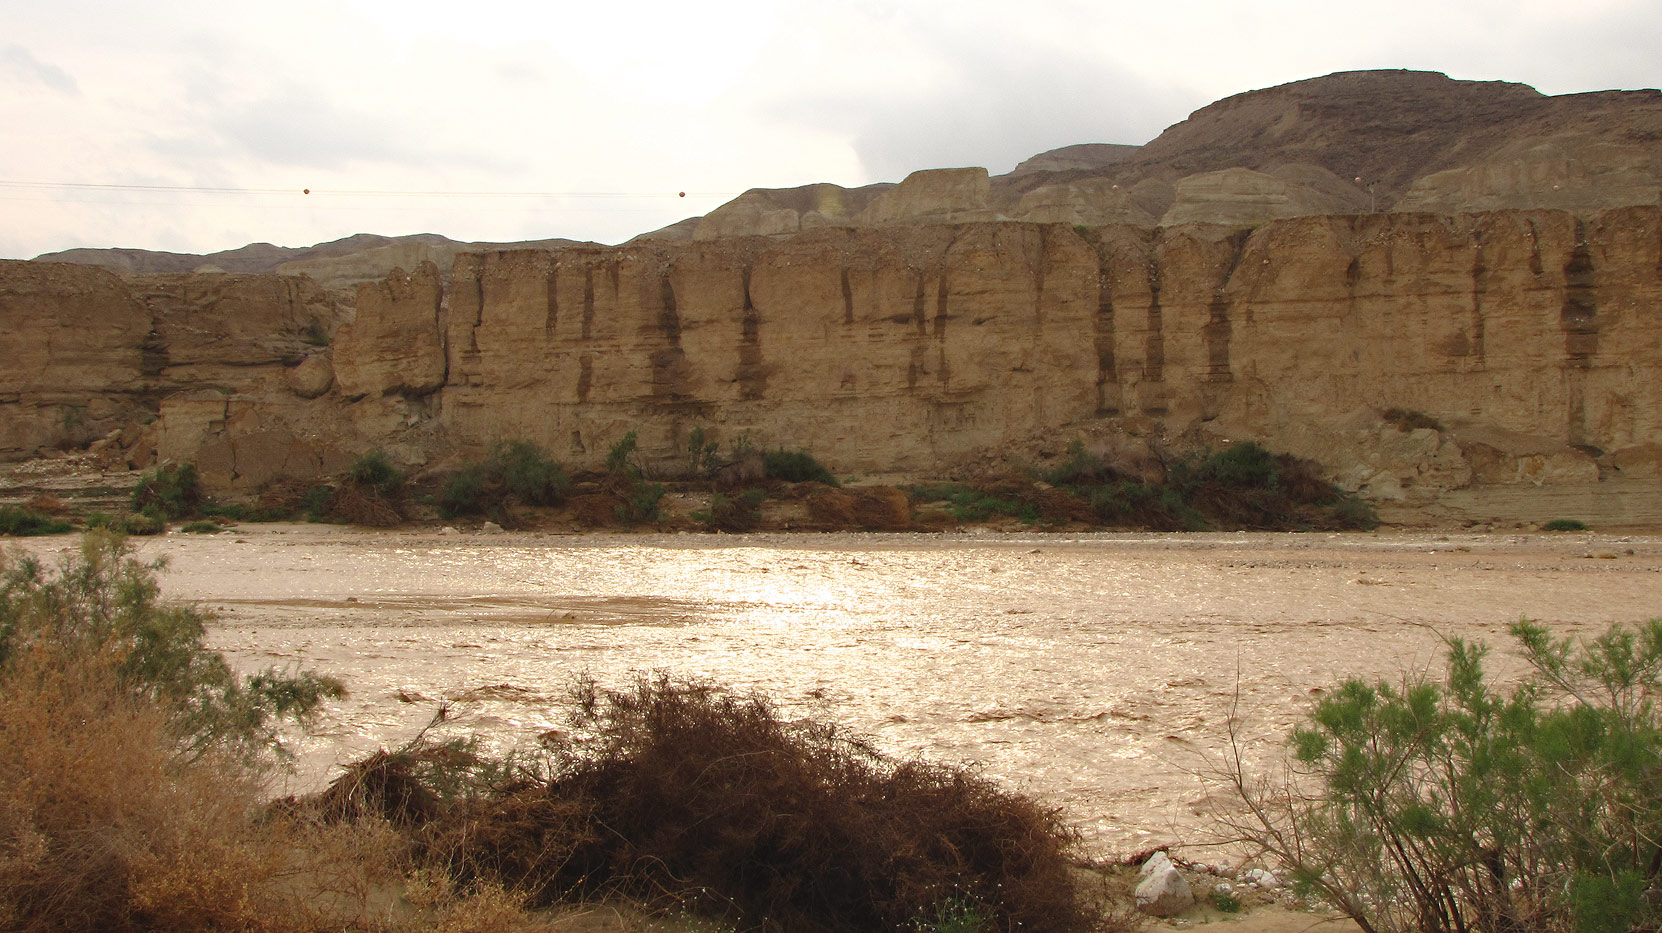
[6,206,1659,526]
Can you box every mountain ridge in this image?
[33,69,1662,284]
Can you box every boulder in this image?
[1135,851,1194,917]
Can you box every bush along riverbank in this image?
[1,437,1381,537]
[7,532,1660,930]
[0,533,1136,932]
[1212,620,1662,933]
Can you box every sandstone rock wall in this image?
[384,207,1661,526]
[6,206,1661,525]
[0,262,151,456]
[0,261,401,486]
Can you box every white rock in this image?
[480,521,504,535]
[1136,852,1194,917]
[1242,868,1280,889]
[438,526,459,536]
[1139,851,1174,879]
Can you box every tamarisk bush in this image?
[1217,619,1662,933]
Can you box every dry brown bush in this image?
[803,485,912,530]
[0,644,607,932]
[849,486,912,530]
[328,481,404,527]
[547,676,1107,932]
[804,486,856,526]
[563,493,618,527]
[257,477,314,515]
[23,495,67,515]
[320,677,1116,933]
[0,644,294,932]
[0,537,578,932]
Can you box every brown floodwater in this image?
[18,525,1662,859]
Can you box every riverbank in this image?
[12,524,1658,929]
[14,523,1656,853]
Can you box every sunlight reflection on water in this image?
[99,526,1662,856]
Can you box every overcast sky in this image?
[4,0,1660,260]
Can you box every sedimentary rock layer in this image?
[5,207,1660,523]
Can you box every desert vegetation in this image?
[1544,518,1592,532]
[762,449,840,487]
[1215,620,1662,933]
[439,440,570,527]
[4,433,1390,537]
[908,441,1377,532]
[0,505,72,536]
[312,675,1116,933]
[1,532,1126,932]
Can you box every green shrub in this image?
[615,482,666,525]
[489,440,567,506]
[348,449,404,495]
[686,425,721,477]
[907,482,974,503]
[910,488,1037,525]
[0,531,341,761]
[1177,442,1281,491]
[438,465,488,519]
[0,506,73,536]
[439,440,569,525]
[1088,481,1208,531]
[1328,493,1381,531]
[200,502,249,521]
[912,896,994,932]
[131,463,202,519]
[181,521,221,534]
[1208,887,1241,913]
[1220,620,1662,933]
[763,449,839,486]
[907,484,1037,524]
[119,506,167,536]
[606,430,640,477]
[301,485,335,522]
[1043,440,1111,487]
[963,495,1038,524]
[1544,518,1590,532]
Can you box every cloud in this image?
[742,4,1200,182]
[4,0,1660,259]
[1,44,79,95]
[843,53,1193,180]
[139,78,524,176]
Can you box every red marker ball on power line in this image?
[303,188,310,194]
[679,191,686,197]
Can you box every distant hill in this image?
[35,70,1662,274]
[648,69,1662,239]
[35,233,591,289]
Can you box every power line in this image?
[0,180,729,199]
[0,194,680,214]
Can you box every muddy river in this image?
[22,525,1662,859]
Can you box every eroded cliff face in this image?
[428,210,1660,498]
[6,207,1660,525]
[0,263,404,488]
